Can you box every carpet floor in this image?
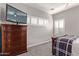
[19,41,52,56]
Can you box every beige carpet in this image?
[19,41,52,56]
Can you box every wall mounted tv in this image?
[6,4,27,24]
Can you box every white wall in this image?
[53,5,79,36]
[0,3,53,48]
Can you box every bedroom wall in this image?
[53,5,79,36]
[0,3,53,48]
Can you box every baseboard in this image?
[27,40,51,48]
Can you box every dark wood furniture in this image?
[51,37,57,55]
[0,24,27,56]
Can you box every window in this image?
[55,20,59,28]
[27,15,49,26]
[31,16,37,25]
[44,20,48,25]
[38,18,44,25]
[27,15,31,24]
[54,19,65,36]
[59,20,64,28]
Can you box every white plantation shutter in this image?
[31,16,37,25]
[27,15,31,24]
[54,19,65,36]
[27,15,49,26]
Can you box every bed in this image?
[52,35,79,56]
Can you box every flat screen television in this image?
[6,4,27,24]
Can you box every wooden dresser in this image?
[0,24,27,56]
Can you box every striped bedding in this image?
[53,35,78,56]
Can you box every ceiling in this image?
[26,3,79,14]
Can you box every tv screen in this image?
[6,4,27,24]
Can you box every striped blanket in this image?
[53,35,78,56]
